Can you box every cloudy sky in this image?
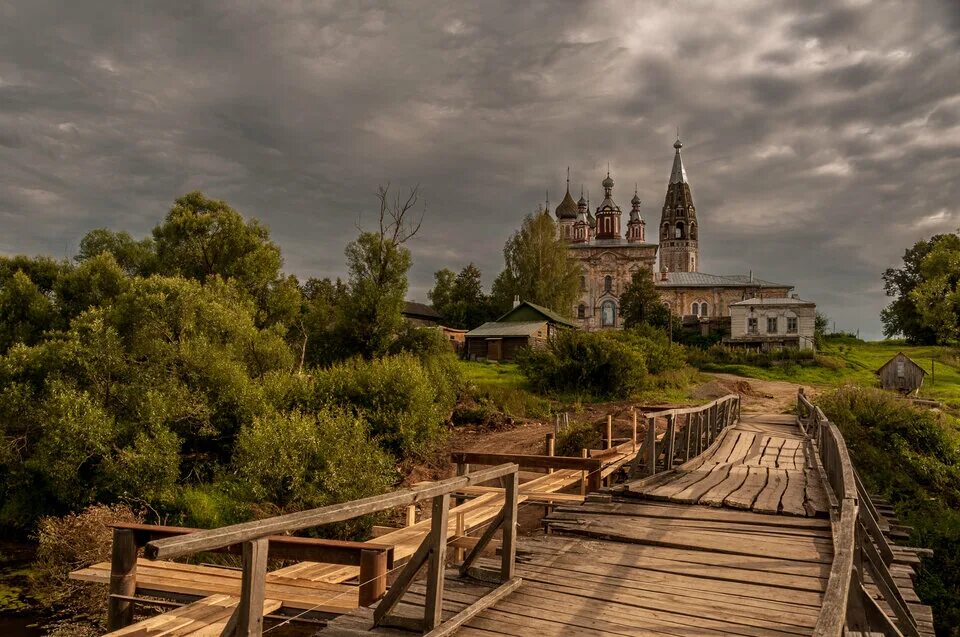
[1,1,958,338]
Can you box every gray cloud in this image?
[0,0,958,338]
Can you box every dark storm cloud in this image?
[0,0,958,337]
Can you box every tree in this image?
[429,263,494,329]
[911,233,960,344]
[619,269,672,330]
[338,185,422,358]
[814,312,830,348]
[76,228,157,276]
[491,212,581,316]
[881,234,956,344]
[0,270,57,353]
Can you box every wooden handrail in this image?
[146,463,518,560]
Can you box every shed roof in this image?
[730,296,815,307]
[496,301,578,329]
[655,272,793,289]
[465,321,547,338]
[402,301,441,320]
[876,352,927,376]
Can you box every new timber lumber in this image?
[146,463,518,560]
[450,452,602,473]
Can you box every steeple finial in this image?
[566,166,570,191]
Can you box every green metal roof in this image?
[465,321,547,338]
[496,301,578,329]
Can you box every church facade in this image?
[555,138,793,330]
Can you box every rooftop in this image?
[402,301,441,319]
[656,272,793,288]
[465,321,547,338]
[730,296,815,306]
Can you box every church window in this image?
[604,275,612,293]
[580,275,586,290]
[690,223,698,240]
[601,301,617,327]
[767,316,778,333]
[675,222,685,239]
[787,316,798,333]
[662,224,669,240]
[748,317,758,334]
[691,302,699,315]
[700,302,709,317]
[577,304,586,319]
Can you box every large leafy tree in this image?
[491,211,581,316]
[881,234,956,344]
[76,228,157,276]
[619,269,672,330]
[429,263,494,329]
[911,233,960,344]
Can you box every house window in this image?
[601,301,617,327]
[700,302,709,317]
[748,317,758,334]
[896,360,905,379]
[767,316,778,333]
[604,275,612,293]
[691,302,699,315]
[675,222,685,239]
[579,275,586,290]
[577,304,586,319]
[787,317,798,333]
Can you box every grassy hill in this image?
[697,337,960,407]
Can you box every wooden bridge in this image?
[71,392,935,636]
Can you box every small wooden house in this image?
[464,300,578,361]
[876,352,926,395]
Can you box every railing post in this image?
[683,413,692,461]
[580,448,588,495]
[359,549,388,607]
[501,471,518,581]
[645,416,657,476]
[423,494,450,631]
[236,538,269,637]
[454,462,468,562]
[545,433,555,474]
[107,528,137,631]
[664,413,676,470]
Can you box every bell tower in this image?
[658,137,699,272]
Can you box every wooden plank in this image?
[700,465,750,507]
[107,528,137,630]
[724,466,769,510]
[235,538,268,636]
[424,494,450,631]
[753,468,789,514]
[424,577,522,637]
[671,465,733,504]
[554,500,831,529]
[450,452,601,472]
[780,467,808,517]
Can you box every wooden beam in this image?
[358,549,387,607]
[235,538,268,637]
[458,508,505,576]
[664,414,676,470]
[423,494,450,631]
[645,416,657,476]
[423,577,522,637]
[501,472,519,581]
[107,528,137,631]
[147,463,517,560]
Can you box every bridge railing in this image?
[122,462,521,637]
[798,390,920,637]
[639,393,741,477]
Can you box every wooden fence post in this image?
[107,528,137,631]
[236,538,269,637]
[454,462,468,561]
[605,416,613,450]
[683,413,692,461]
[664,413,676,470]
[406,504,417,527]
[501,471,518,581]
[424,494,450,631]
[631,409,638,453]
[645,416,657,476]
[580,449,588,495]
[359,549,388,606]
[545,433,555,474]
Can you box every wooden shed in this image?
[464,321,550,361]
[876,352,926,395]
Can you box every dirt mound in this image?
[692,378,771,400]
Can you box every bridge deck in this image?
[324,499,832,636]
[622,414,831,516]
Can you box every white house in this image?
[725,296,817,351]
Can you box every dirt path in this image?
[699,372,817,414]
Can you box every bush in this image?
[555,420,602,457]
[33,504,143,618]
[516,330,647,399]
[312,354,447,458]
[687,344,817,369]
[817,386,960,633]
[176,483,252,529]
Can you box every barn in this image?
[876,352,926,395]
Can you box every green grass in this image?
[701,338,960,407]
[458,360,526,390]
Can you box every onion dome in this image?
[602,173,614,189]
[555,188,578,220]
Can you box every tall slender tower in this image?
[594,169,621,240]
[658,137,699,272]
[554,167,579,241]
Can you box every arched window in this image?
[691,302,700,315]
[579,275,586,290]
[675,222,685,239]
[577,304,586,319]
[700,302,709,317]
[601,300,617,327]
[604,275,612,293]
[662,224,670,240]
[690,223,698,240]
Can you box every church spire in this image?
[659,136,699,272]
[670,136,688,185]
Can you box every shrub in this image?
[176,483,251,529]
[687,343,817,369]
[33,504,142,618]
[312,354,447,457]
[516,330,647,399]
[555,420,602,457]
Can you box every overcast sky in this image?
[1,1,958,338]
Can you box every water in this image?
[0,615,44,637]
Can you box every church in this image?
[554,138,794,330]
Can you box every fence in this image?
[110,463,520,637]
[798,390,921,637]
